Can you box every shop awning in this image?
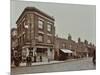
[60,49,73,53]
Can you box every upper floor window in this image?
[62,43,66,48]
[38,34,44,42]
[38,20,44,29]
[47,24,52,32]
[47,39,51,44]
[47,36,52,44]
[70,44,72,49]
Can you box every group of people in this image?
[13,55,43,67]
[26,55,43,66]
[12,51,96,67]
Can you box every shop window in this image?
[50,48,52,52]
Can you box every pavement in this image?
[11,58,81,67]
[11,58,90,68]
[12,61,63,67]
[11,57,96,75]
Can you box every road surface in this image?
[11,57,96,75]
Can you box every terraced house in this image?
[16,7,55,62]
[55,34,96,60]
[55,34,75,60]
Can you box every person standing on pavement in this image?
[26,56,32,66]
[48,57,50,62]
[92,50,96,65]
[40,56,42,62]
[34,55,37,62]
[14,56,20,67]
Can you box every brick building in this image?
[75,38,88,58]
[54,34,93,60]
[55,34,75,60]
[15,7,95,63]
[16,7,55,62]
[87,42,96,57]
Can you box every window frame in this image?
[47,36,52,44]
[38,34,44,43]
[38,19,44,30]
[47,22,52,32]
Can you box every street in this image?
[11,57,96,75]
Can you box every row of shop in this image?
[12,45,54,63]
[11,34,95,64]
[12,46,91,63]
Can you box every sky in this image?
[11,0,96,45]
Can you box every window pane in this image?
[47,24,51,32]
[38,20,43,29]
[47,39,51,43]
[62,43,66,48]
[47,36,51,43]
[38,35,43,42]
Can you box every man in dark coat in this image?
[14,56,20,67]
[26,56,32,66]
[92,50,96,65]
[40,56,42,62]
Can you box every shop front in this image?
[21,46,54,62]
[35,47,54,62]
[59,49,73,60]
